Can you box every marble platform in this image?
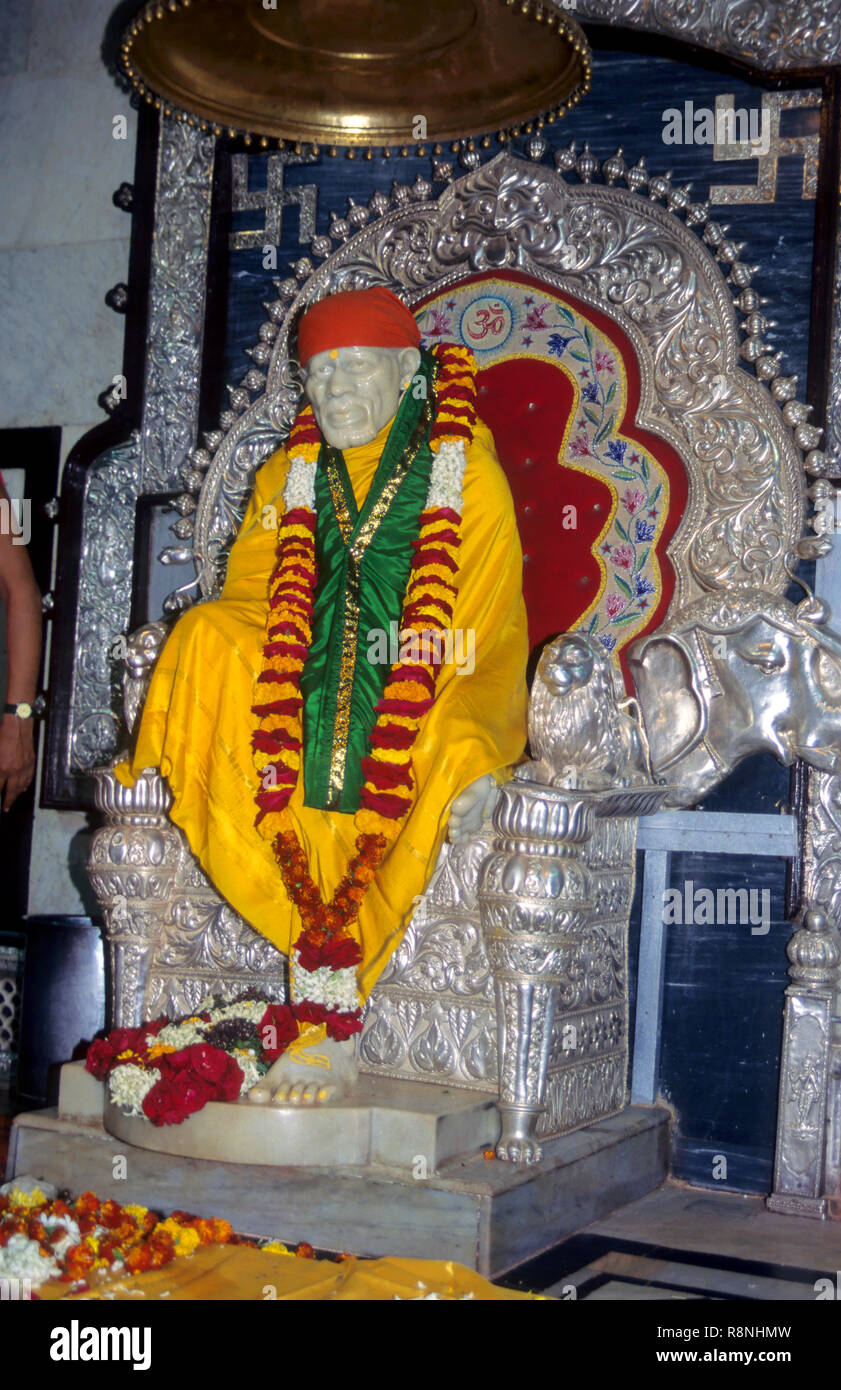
[6,1068,670,1275]
[60,1062,500,1170]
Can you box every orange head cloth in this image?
[297,286,421,367]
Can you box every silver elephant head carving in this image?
[627,590,841,806]
[527,631,654,790]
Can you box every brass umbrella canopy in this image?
[122,0,591,152]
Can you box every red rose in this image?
[321,936,363,971]
[323,1009,363,1042]
[183,1046,243,1102]
[142,1078,190,1127]
[85,1025,150,1079]
[213,1054,244,1102]
[155,1047,243,1112]
[85,1038,117,1080]
[184,1043,232,1085]
[142,1068,213,1125]
[291,1001,324,1027]
[158,1048,194,1075]
[294,938,325,973]
[258,1004,299,1060]
[160,1043,242,1102]
[295,933,362,973]
[171,1071,215,1117]
[109,1027,144,1053]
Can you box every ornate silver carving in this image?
[141,117,216,491]
[359,835,499,1089]
[0,942,23,1081]
[193,408,286,596]
[571,1,841,71]
[67,118,216,774]
[825,203,841,475]
[195,153,806,613]
[68,436,142,773]
[776,764,841,1212]
[767,909,840,1217]
[629,590,841,806]
[87,766,181,1028]
[124,622,170,735]
[770,117,841,1206]
[475,633,664,1162]
[478,779,662,1163]
[529,632,653,789]
[87,764,287,1028]
[479,780,593,1165]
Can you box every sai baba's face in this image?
[303,344,414,448]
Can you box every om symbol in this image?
[460,296,513,351]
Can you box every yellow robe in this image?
[117,416,528,996]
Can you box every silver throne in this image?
[84,146,836,1167]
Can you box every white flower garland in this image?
[291,958,360,1014]
[283,456,318,512]
[426,438,467,513]
[155,1021,205,1049]
[108,1063,158,1117]
[0,1233,58,1285]
[210,999,268,1025]
[194,997,268,1023]
[40,1213,84,1260]
[232,1048,262,1094]
[282,438,466,525]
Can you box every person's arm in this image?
[0,480,42,810]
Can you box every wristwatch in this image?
[4,700,40,719]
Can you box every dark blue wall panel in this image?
[659,853,789,1193]
[216,46,819,410]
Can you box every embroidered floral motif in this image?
[424,283,669,653]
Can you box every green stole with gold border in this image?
[300,350,436,813]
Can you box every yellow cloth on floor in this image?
[116,417,528,994]
[38,1246,545,1300]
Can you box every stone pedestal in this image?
[61,1062,498,1171]
[5,1064,670,1277]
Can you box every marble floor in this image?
[500,1183,841,1300]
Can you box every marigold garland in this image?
[251,341,478,1045]
[0,1184,332,1293]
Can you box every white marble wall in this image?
[0,0,137,916]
